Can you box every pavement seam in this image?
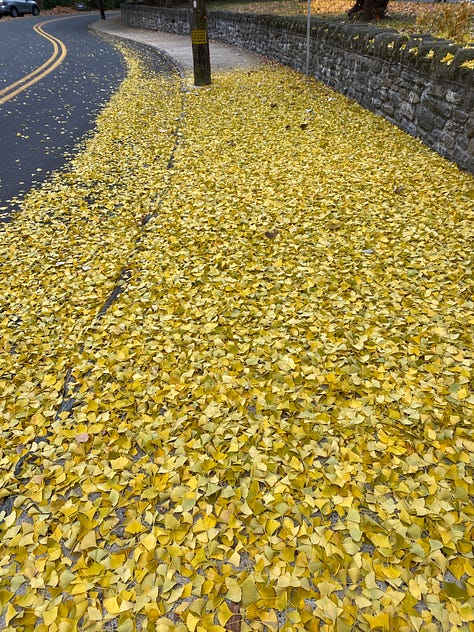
[11,38,188,488]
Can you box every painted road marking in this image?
[0,18,68,105]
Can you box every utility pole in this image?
[98,0,106,20]
[190,0,211,86]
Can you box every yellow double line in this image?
[0,18,67,105]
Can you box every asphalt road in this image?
[0,12,127,217]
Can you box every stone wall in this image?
[121,4,474,172]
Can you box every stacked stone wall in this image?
[121,4,474,172]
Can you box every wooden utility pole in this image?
[190,0,211,86]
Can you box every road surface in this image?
[0,13,127,218]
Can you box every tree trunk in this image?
[362,0,374,20]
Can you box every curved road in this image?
[0,13,127,216]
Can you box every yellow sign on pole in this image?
[191,29,208,45]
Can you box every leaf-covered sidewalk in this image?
[0,42,473,632]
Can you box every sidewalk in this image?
[91,14,262,74]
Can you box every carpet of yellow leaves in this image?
[0,41,473,631]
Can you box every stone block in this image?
[416,105,436,132]
[446,89,464,105]
[404,122,418,138]
[455,135,468,151]
[453,148,473,173]
[388,90,402,107]
[445,120,460,135]
[400,101,415,121]
[466,114,474,139]
[426,83,445,98]
[434,116,446,132]
[452,109,469,125]
[408,91,421,105]
[399,87,409,100]
[444,134,456,150]
[421,94,452,118]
